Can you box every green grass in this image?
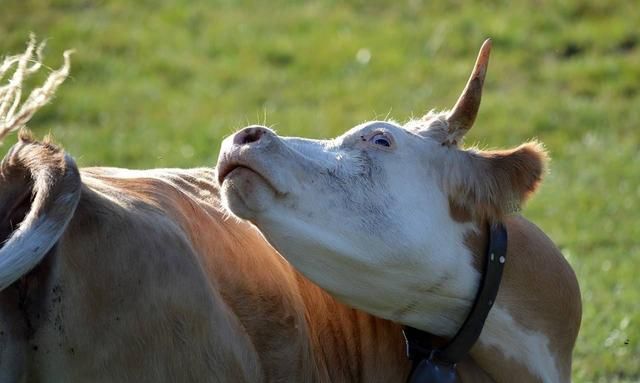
[1,0,639,381]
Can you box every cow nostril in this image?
[234,126,267,145]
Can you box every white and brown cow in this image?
[0,41,580,382]
[217,40,581,382]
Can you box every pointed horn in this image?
[446,39,492,143]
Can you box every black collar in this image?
[402,222,508,383]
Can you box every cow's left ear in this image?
[445,141,548,221]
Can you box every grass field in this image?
[1,0,639,381]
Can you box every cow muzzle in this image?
[217,125,298,217]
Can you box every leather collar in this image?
[403,222,508,382]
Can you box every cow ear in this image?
[445,141,548,221]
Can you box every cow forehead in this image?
[283,121,421,152]
[330,120,423,149]
[345,120,403,136]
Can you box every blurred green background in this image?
[1,0,638,381]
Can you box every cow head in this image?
[217,40,547,335]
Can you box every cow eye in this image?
[370,133,391,147]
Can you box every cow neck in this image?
[402,222,508,383]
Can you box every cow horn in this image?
[445,39,492,144]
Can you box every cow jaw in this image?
[218,121,481,336]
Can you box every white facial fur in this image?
[217,120,481,336]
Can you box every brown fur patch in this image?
[460,217,581,382]
[493,216,581,381]
[446,141,548,222]
[449,197,473,223]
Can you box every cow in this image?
[216,39,582,382]
[0,39,580,382]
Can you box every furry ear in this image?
[445,141,548,222]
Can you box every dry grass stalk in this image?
[0,34,73,143]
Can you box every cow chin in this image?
[220,167,277,219]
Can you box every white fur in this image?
[481,307,562,382]
[218,121,482,334]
